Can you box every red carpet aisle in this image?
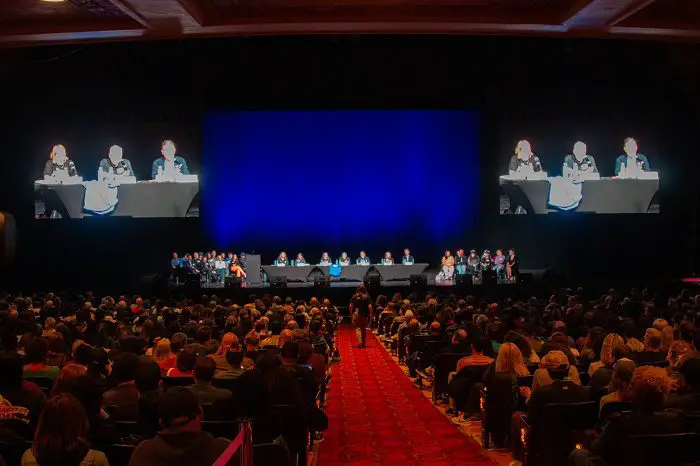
[318,325,493,466]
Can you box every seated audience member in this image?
[456,336,495,372]
[23,338,60,380]
[436,329,470,357]
[69,375,121,452]
[599,358,636,413]
[128,388,231,466]
[188,357,233,412]
[102,352,140,421]
[22,394,109,466]
[135,359,164,438]
[260,320,283,348]
[278,329,293,348]
[570,366,688,466]
[211,338,246,380]
[0,351,43,426]
[665,357,700,411]
[153,338,177,375]
[166,344,197,377]
[634,328,666,365]
[45,333,67,367]
[531,350,581,394]
[588,333,624,376]
[51,364,87,396]
[293,330,326,384]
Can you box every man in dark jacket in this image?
[128,388,231,466]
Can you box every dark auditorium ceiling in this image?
[0,0,699,46]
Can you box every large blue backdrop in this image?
[203,110,480,261]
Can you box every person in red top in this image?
[152,339,177,375]
[166,344,197,377]
[456,336,495,373]
[130,297,144,315]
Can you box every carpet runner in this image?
[318,325,493,466]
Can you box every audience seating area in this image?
[0,292,337,466]
[375,287,700,466]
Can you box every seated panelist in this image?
[319,252,332,266]
[275,251,289,266]
[151,139,190,180]
[563,141,598,179]
[481,250,493,271]
[508,140,543,177]
[402,248,414,265]
[356,251,370,265]
[229,254,246,278]
[381,251,394,265]
[44,144,78,180]
[455,249,468,275]
[615,137,651,177]
[99,145,134,180]
[295,253,307,266]
[338,252,351,266]
[467,250,480,275]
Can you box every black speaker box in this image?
[270,276,287,287]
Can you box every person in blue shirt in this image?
[151,140,190,179]
[170,252,181,269]
[356,251,370,265]
[614,137,651,177]
[402,248,415,265]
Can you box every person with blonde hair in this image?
[599,358,636,412]
[588,333,625,376]
[153,338,177,374]
[495,342,530,378]
[508,139,543,176]
[43,144,78,179]
[635,327,666,365]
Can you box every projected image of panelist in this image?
[152,139,190,181]
[356,251,371,265]
[563,141,599,181]
[98,145,135,181]
[402,248,414,265]
[319,252,332,266]
[381,251,394,265]
[274,251,289,266]
[615,137,652,178]
[43,144,80,183]
[338,252,351,266]
[508,140,545,179]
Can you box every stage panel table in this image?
[499,177,659,214]
[261,264,429,283]
[35,181,199,218]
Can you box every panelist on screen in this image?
[319,252,332,266]
[99,145,134,180]
[295,253,307,266]
[338,252,351,266]
[151,139,190,180]
[508,140,543,176]
[356,251,370,265]
[402,248,414,265]
[563,141,598,178]
[615,137,651,177]
[275,251,289,266]
[381,251,394,265]
[44,144,78,179]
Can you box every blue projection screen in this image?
[203,110,480,261]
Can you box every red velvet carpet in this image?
[318,325,493,466]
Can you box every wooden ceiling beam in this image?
[564,0,658,29]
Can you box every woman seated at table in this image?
[381,251,394,265]
[508,140,543,177]
[356,251,371,265]
[98,145,135,180]
[437,250,455,280]
[563,141,598,179]
[275,251,289,266]
[295,253,307,266]
[44,144,79,180]
[506,248,518,282]
[614,137,651,177]
[319,252,332,266]
[229,254,247,278]
[338,252,351,266]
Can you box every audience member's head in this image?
[541,350,570,380]
[279,329,293,347]
[51,364,87,396]
[32,394,90,466]
[111,352,140,384]
[158,387,202,431]
[175,344,198,374]
[644,328,663,351]
[668,340,692,367]
[630,365,672,413]
[26,337,49,364]
[135,359,162,393]
[153,338,172,361]
[170,332,188,353]
[600,333,625,367]
[496,342,529,377]
[453,329,467,345]
[608,358,636,395]
[194,357,216,383]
